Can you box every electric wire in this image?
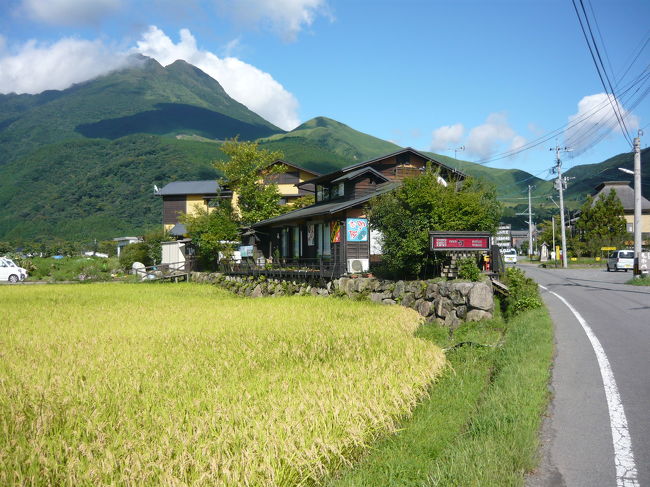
[572,0,633,146]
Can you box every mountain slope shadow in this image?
[76,103,281,140]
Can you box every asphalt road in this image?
[523,264,650,487]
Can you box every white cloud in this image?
[564,93,639,155]
[466,113,521,160]
[21,0,121,25]
[0,37,128,94]
[430,123,464,152]
[214,0,331,41]
[509,135,527,153]
[134,26,300,130]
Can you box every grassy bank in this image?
[627,275,650,285]
[0,283,444,486]
[328,306,554,486]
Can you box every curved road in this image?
[523,264,650,487]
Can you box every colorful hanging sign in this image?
[307,224,315,246]
[346,218,369,242]
[330,221,341,243]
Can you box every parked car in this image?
[606,250,634,272]
[0,258,26,283]
[501,248,518,264]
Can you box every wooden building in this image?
[250,148,465,275]
[157,161,319,237]
[157,180,227,237]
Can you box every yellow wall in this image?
[278,183,299,196]
[624,214,650,233]
[185,195,209,217]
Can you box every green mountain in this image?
[1,56,644,243]
[549,148,650,205]
[0,56,282,166]
[258,117,402,174]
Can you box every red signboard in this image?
[432,237,489,249]
[430,232,491,251]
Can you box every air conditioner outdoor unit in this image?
[347,258,369,274]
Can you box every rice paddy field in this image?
[0,283,445,486]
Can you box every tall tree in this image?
[215,139,287,226]
[368,169,501,278]
[575,189,628,255]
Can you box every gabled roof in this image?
[330,166,389,184]
[593,181,650,212]
[252,182,399,228]
[267,159,321,176]
[158,180,221,196]
[298,147,465,187]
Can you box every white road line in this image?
[540,285,639,487]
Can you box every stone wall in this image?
[191,272,494,327]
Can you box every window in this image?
[627,222,634,232]
[332,182,345,198]
[316,186,323,202]
[281,228,289,257]
[293,226,300,257]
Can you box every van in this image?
[606,250,634,272]
[0,259,23,283]
[501,248,518,264]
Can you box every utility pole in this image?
[633,130,643,275]
[528,185,534,260]
[551,146,571,268]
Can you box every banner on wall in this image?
[330,221,341,243]
[307,224,315,246]
[346,218,368,242]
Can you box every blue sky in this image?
[1,0,648,179]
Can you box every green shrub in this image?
[119,243,151,270]
[503,267,542,317]
[457,257,481,281]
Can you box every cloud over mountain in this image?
[134,26,300,130]
[0,26,300,131]
[0,37,129,94]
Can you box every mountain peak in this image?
[295,116,348,131]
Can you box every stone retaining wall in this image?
[191,272,494,327]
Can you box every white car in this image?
[501,248,518,264]
[606,250,634,272]
[0,257,28,282]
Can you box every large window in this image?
[293,226,300,257]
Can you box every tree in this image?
[575,190,627,256]
[367,168,501,278]
[180,204,240,268]
[215,139,288,226]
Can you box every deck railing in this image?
[217,257,346,281]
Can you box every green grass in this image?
[22,256,122,282]
[626,275,650,285]
[327,306,553,487]
[0,283,444,486]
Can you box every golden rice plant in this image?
[0,283,445,486]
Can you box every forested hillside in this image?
[0,55,642,244]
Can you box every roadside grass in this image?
[0,283,444,486]
[626,275,650,285]
[327,305,553,487]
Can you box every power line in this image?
[572,0,634,146]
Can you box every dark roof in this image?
[169,223,188,236]
[158,180,220,196]
[252,182,399,228]
[267,159,321,176]
[298,147,465,187]
[330,167,389,184]
[593,181,650,212]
